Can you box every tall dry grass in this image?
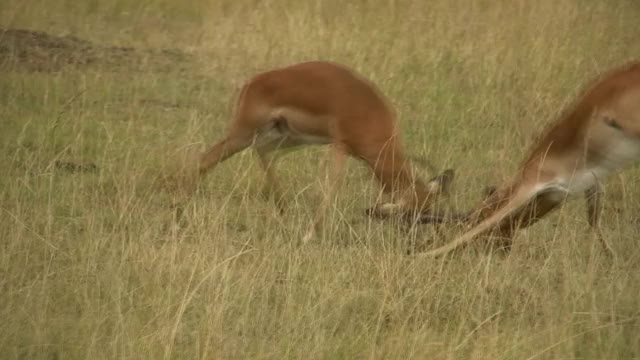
[1,0,640,358]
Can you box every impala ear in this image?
[426,168,455,195]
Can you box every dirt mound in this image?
[0,28,192,73]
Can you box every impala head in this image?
[426,168,456,196]
[424,168,458,209]
[368,168,456,219]
[412,167,456,209]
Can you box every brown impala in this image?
[422,61,640,258]
[195,61,453,242]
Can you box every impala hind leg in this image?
[167,134,252,224]
[585,185,616,257]
[199,135,253,176]
[255,146,288,213]
[302,144,348,243]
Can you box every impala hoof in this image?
[365,206,385,218]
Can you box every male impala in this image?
[194,61,453,241]
[422,61,640,258]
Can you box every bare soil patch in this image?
[0,28,192,72]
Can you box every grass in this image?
[2,0,640,358]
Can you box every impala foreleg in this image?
[488,191,563,252]
[421,182,567,258]
[585,185,616,257]
[302,144,347,243]
[255,147,287,213]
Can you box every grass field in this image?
[2,0,640,359]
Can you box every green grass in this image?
[2,0,640,358]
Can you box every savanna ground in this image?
[2,0,640,359]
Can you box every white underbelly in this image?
[288,132,332,145]
[601,135,640,170]
[564,167,609,194]
[563,134,640,193]
[255,128,331,149]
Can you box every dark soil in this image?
[0,28,192,73]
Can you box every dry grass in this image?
[1,0,640,359]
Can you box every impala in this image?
[421,61,640,258]
[193,61,453,241]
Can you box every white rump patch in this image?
[258,107,332,146]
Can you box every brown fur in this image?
[525,61,640,166]
[195,61,452,240]
[423,61,640,257]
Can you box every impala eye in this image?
[273,116,288,133]
[603,116,622,130]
